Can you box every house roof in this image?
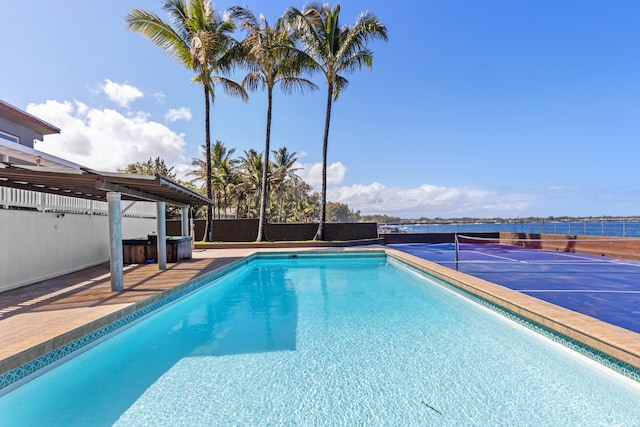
[0,137,80,168]
[0,100,60,135]
[0,164,212,206]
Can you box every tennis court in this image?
[391,239,640,334]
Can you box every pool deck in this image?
[1,246,639,383]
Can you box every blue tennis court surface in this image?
[391,243,640,334]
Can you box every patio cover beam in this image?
[96,179,186,206]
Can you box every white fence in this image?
[0,188,158,292]
[0,209,157,292]
[0,187,156,218]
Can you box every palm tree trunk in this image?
[224,187,229,218]
[315,83,333,241]
[256,86,273,241]
[204,85,214,242]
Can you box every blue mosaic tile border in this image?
[253,250,386,260]
[0,258,247,393]
[388,255,640,384]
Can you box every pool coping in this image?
[1,247,639,392]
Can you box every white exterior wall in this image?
[0,208,156,292]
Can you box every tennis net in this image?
[453,233,640,265]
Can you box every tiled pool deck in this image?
[1,245,639,388]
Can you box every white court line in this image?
[450,260,603,265]
[500,247,640,268]
[539,251,612,262]
[452,259,640,269]
[466,250,528,263]
[483,247,610,262]
[462,247,640,268]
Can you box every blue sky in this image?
[3,0,639,218]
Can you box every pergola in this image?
[0,163,213,291]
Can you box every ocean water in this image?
[389,220,640,237]
[1,254,639,426]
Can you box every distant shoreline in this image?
[378,218,640,238]
[373,216,640,225]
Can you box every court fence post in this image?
[454,233,459,270]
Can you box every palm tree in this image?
[211,139,237,166]
[231,7,317,241]
[126,0,247,241]
[286,4,387,240]
[238,149,265,218]
[271,147,300,222]
[211,142,238,219]
[212,156,238,218]
[118,156,177,180]
[188,145,211,184]
[291,197,318,223]
[188,141,237,218]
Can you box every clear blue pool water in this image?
[1,253,639,426]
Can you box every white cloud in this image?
[296,161,347,189]
[293,161,535,218]
[102,79,143,108]
[23,96,537,218]
[327,182,535,218]
[173,163,194,182]
[28,100,186,172]
[165,107,192,122]
[154,92,166,105]
[75,102,89,116]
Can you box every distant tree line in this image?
[121,154,374,225]
[361,215,640,224]
[120,149,318,223]
[122,158,638,226]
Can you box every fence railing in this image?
[380,219,640,238]
[0,187,156,218]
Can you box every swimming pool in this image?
[1,252,639,425]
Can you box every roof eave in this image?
[0,100,61,135]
